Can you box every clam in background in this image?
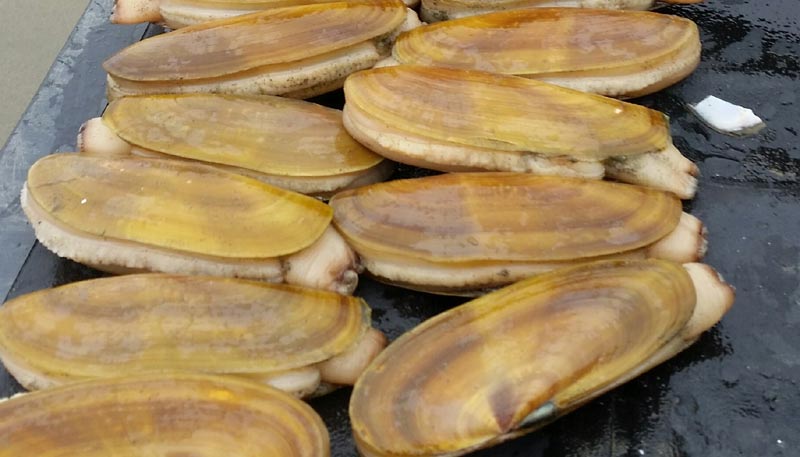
[103,0,420,100]
[78,94,392,196]
[330,173,707,295]
[342,65,699,199]
[420,0,702,22]
[0,373,330,457]
[390,8,701,99]
[21,154,360,294]
[350,259,734,457]
[0,275,386,394]
[112,0,422,28]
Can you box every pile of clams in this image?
[1,0,737,456]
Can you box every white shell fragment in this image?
[691,95,765,135]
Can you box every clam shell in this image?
[393,8,700,98]
[104,0,407,98]
[103,94,384,180]
[350,259,696,457]
[331,173,681,264]
[24,154,330,259]
[0,373,329,456]
[0,274,369,391]
[159,0,418,28]
[420,0,655,22]
[343,65,669,160]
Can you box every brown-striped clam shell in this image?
[111,0,421,28]
[105,0,418,100]
[0,373,330,456]
[342,66,699,198]
[79,94,391,196]
[21,154,359,294]
[330,173,707,294]
[420,0,701,23]
[392,8,701,98]
[350,259,734,457]
[0,275,385,395]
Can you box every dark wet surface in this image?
[1,0,798,455]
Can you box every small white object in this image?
[691,95,765,135]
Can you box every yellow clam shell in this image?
[420,0,676,23]
[343,65,669,161]
[104,0,410,99]
[331,173,680,261]
[350,260,697,457]
[25,154,330,259]
[0,373,329,456]
[0,275,369,391]
[157,0,419,28]
[393,8,700,98]
[103,94,384,179]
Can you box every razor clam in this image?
[78,94,392,196]
[386,8,701,98]
[104,0,420,101]
[330,173,707,295]
[112,0,420,28]
[343,65,698,198]
[350,259,734,457]
[21,154,360,294]
[0,373,329,456]
[421,0,702,23]
[0,275,385,394]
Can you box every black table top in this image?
[1,1,798,455]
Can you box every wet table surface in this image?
[0,0,798,455]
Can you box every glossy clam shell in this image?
[393,9,700,97]
[0,373,329,456]
[159,0,417,28]
[104,1,407,82]
[25,154,331,258]
[104,94,383,177]
[420,0,655,22]
[350,259,696,457]
[343,65,669,159]
[0,274,368,389]
[330,173,681,263]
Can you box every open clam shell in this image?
[112,0,420,28]
[343,65,698,198]
[0,373,329,456]
[350,259,734,457]
[330,173,707,294]
[392,8,701,98]
[21,154,360,294]
[420,0,701,22]
[79,94,391,196]
[104,0,418,100]
[0,274,386,395]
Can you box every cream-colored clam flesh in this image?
[112,0,421,27]
[392,8,701,98]
[105,1,419,100]
[420,0,701,23]
[343,65,698,198]
[350,259,734,457]
[21,154,359,294]
[0,275,384,394]
[330,173,707,295]
[78,94,391,195]
[0,373,330,457]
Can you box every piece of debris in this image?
[690,95,765,136]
